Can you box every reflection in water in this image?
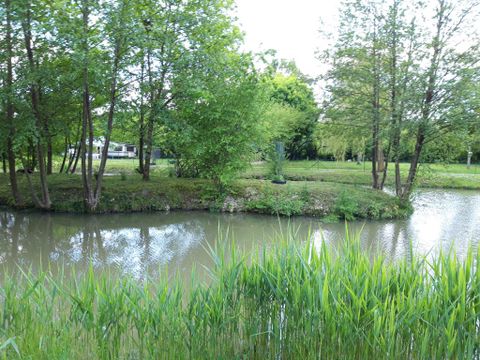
[0,189,479,281]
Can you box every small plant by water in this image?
[0,233,478,359]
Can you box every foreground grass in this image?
[0,173,409,219]
[1,237,479,359]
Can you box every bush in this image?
[335,190,359,220]
[246,187,305,216]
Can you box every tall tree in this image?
[74,0,132,211]
[19,0,52,209]
[322,0,480,197]
[322,0,388,189]
[1,0,23,206]
[131,0,243,180]
[399,0,480,199]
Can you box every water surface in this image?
[1,189,479,282]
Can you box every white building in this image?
[69,138,137,159]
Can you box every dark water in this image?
[0,189,479,282]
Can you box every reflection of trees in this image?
[0,211,317,278]
[0,212,20,265]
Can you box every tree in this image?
[322,0,480,197]
[169,52,266,187]
[266,72,319,160]
[321,0,389,189]
[75,0,132,212]
[130,0,244,181]
[398,0,480,199]
[1,0,23,206]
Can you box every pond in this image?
[0,189,479,283]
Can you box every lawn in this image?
[243,160,480,190]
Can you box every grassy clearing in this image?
[0,173,409,219]
[38,158,480,191]
[1,236,478,359]
[244,160,480,190]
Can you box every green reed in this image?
[1,232,479,359]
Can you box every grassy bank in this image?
[244,160,480,190]
[1,238,479,359]
[0,173,410,220]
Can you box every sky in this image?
[234,0,342,79]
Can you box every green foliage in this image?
[334,190,359,220]
[263,71,319,160]
[0,238,479,359]
[170,54,267,188]
[245,187,305,216]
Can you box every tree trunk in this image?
[81,0,124,212]
[67,116,82,173]
[5,0,23,206]
[59,136,69,173]
[21,4,51,209]
[377,145,385,173]
[371,18,380,190]
[138,58,145,174]
[70,142,81,174]
[1,153,6,173]
[93,42,122,210]
[401,126,425,200]
[399,2,444,200]
[80,0,95,211]
[467,146,472,168]
[46,131,53,175]
[142,48,155,181]
[143,113,154,181]
[380,144,391,190]
[28,140,36,171]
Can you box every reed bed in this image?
[0,234,479,359]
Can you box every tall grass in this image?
[1,233,479,359]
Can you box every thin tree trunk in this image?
[80,0,94,210]
[21,4,51,209]
[40,84,53,175]
[138,58,145,174]
[380,144,391,190]
[28,141,36,171]
[59,136,69,173]
[46,130,53,174]
[143,48,154,181]
[382,1,398,193]
[400,2,444,200]
[143,113,154,181]
[371,17,380,190]
[402,126,425,199]
[67,115,82,173]
[93,42,122,210]
[4,0,22,205]
[81,0,125,211]
[1,153,6,173]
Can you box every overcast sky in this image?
[234,0,341,78]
